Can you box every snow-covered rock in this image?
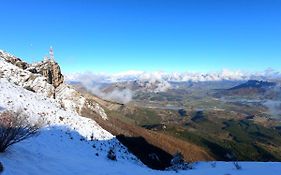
[55,83,107,119]
[0,57,55,97]
[0,53,107,120]
[28,60,64,88]
[0,50,28,69]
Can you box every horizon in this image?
[0,0,281,73]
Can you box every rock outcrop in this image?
[0,49,107,119]
[0,50,64,88]
[0,56,55,98]
[0,50,28,69]
[28,60,64,88]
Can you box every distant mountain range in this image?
[229,80,277,90]
[66,69,281,98]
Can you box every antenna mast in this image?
[49,46,54,61]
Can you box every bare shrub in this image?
[107,147,117,161]
[233,161,242,170]
[0,110,41,152]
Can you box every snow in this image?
[55,83,108,119]
[0,79,111,140]
[0,78,143,174]
[0,50,18,60]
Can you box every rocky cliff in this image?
[0,50,64,88]
[0,50,107,119]
[28,60,64,88]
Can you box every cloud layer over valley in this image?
[66,69,281,103]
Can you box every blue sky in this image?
[0,0,280,73]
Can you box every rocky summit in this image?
[28,60,64,88]
[0,50,64,88]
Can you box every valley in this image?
[72,79,281,165]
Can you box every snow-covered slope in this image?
[55,83,107,119]
[0,78,143,174]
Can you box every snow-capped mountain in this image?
[1,50,281,175]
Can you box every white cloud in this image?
[65,68,281,102]
[67,68,281,84]
[65,72,133,104]
[89,86,133,104]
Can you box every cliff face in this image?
[46,61,64,88]
[29,61,64,88]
